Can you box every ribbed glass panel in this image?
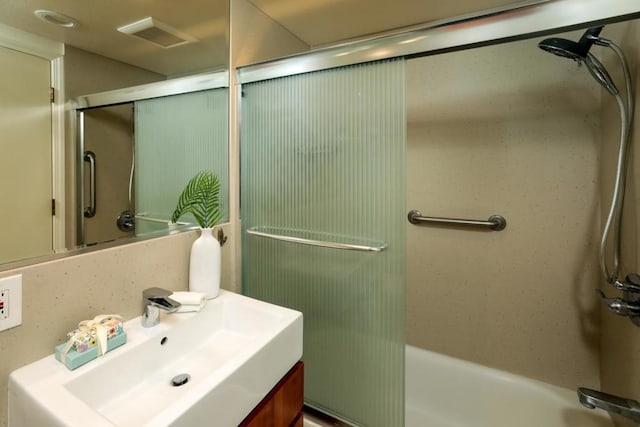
[134,88,228,233]
[241,59,406,426]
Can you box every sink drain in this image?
[171,374,191,387]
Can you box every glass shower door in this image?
[134,88,229,233]
[241,59,406,426]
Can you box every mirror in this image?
[74,77,229,248]
[0,0,229,266]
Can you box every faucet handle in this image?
[610,273,640,293]
[143,287,181,311]
[597,289,640,316]
[143,287,172,298]
[625,273,640,291]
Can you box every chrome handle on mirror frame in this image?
[83,150,96,218]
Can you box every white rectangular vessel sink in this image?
[9,290,303,427]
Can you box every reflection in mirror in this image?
[78,103,135,246]
[0,43,53,264]
[0,1,229,266]
[75,79,229,247]
[1,1,228,78]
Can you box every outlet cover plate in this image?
[0,274,22,332]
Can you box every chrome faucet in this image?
[142,287,181,327]
[578,387,640,423]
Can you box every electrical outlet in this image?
[0,274,21,332]
[0,289,7,319]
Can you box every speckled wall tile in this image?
[406,31,602,390]
[0,225,236,427]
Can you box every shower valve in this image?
[597,289,640,317]
[117,210,135,232]
[612,273,640,293]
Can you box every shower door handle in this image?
[84,151,96,218]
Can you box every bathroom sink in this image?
[9,290,303,427]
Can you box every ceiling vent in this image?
[117,17,197,48]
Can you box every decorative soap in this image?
[66,317,124,353]
[55,332,127,370]
[55,314,127,370]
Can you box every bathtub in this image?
[405,345,613,427]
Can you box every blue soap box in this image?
[55,332,127,370]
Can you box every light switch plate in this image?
[0,274,22,332]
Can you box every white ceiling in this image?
[0,0,228,77]
[0,0,540,76]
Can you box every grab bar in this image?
[246,226,387,252]
[83,151,96,218]
[407,210,507,231]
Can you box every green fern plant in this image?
[172,171,223,228]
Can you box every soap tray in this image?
[55,332,127,370]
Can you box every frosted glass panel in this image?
[135,88,228,232]
[241,59,406,426]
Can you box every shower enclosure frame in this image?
[237,0,640,85]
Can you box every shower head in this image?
[538,26,618,95]
[537,27,603,62]
[538,37,585,62]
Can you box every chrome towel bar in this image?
[246,226,387,252]
[134,214,190,225]
[407,210,507,231]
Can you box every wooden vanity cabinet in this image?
[239,361,304,427]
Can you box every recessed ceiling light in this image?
[34,10,78,28]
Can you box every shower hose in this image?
[598,39,634,286]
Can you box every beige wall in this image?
[64,46,166,99]
[0,224,236,427]
[599,20,640,427]
[406,33,603,389]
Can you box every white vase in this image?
[189,227,221,299]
